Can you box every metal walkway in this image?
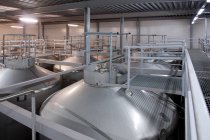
[189,49,210,114]
[130,74,182,95]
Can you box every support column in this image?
[66,24,69,40]
[38,22,44,39]
[120,16,124,54]
[190,20,193,49]
[96,22,100,39]
[23,24,26,35]
[84,7,90,65]
[42,24,45,39]
[205,18,208,43]
[136,18,140,45]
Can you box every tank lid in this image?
[84,64,117,87]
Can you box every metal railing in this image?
[183,49,210,140]
[124,41,185,91]
[0,65,90,140]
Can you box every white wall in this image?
[0,23,23,39]
[98,19,191,47]
[44,24,66,40]
[1,18,209,49]
[25,24,38,36]
[0,23,38,39]
[44,23,97,40]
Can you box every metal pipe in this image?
[0,101,95,140]
[85,32,118,35]
[84,7,90,65]
[120,16,124,54]
[0,65,85,93]
[109,33,113,82]
[0,85,54,102]
[127,48,131,91]
[32,93,36,140]
[36,58,82,67]
[205,18,208,44]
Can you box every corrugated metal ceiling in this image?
[0,0,207,22]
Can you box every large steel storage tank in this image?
[40,64,177,140]
[0,57,61,140]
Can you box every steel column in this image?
[205,18,208,43]
[190,20,193,49]
[136,18,140,45]
[120,16,124,54]
[38,22,44,39]
[31,93,36,140]
[96,22,100,39]
[23,24,26,35]
[66,24,69,40]
[84,7,90,65]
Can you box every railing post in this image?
[127,47,131,92]
[109,33,113,83]
[31,92,36,140]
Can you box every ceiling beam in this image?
[4,0,204,15]
[40,9,197,23]
[43,16,193,25]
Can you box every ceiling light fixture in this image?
[68,24,79,27]
[10,25,23,29]
[197,8,205,15]
[193,16,198,21]
[19,17,38,23]
[207,0,210,3]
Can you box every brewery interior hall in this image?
[0,0,209,140]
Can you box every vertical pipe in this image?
[109,33,113,83]
[42,24,45,39]
[96,22,100,39]
[127,48,131,91]
[65,24,69,52]
[38,22,43,39]
[31,93,36,140]
[66,24,69,40]
[190,20,193,49]
[96,22,100,50]
[120,16,124,54]
[23,24,26,36]
[205,18,208,44]
[84,7,90,65]
[136,18,140,45]
[2,35,5,64]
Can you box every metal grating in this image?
[130,75,182,95]
[189,50,210,114]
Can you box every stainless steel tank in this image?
[40,64,177,140]
[0,57,61,140]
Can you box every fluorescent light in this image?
[207,0,210,3]
[10,25,23,29]
[19,17,38,23]
[193,16,198,21]
[197,8,205,15]
[68,24,79,27]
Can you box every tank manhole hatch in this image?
[130,75,182,95]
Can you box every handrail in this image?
[184,49,210,140]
